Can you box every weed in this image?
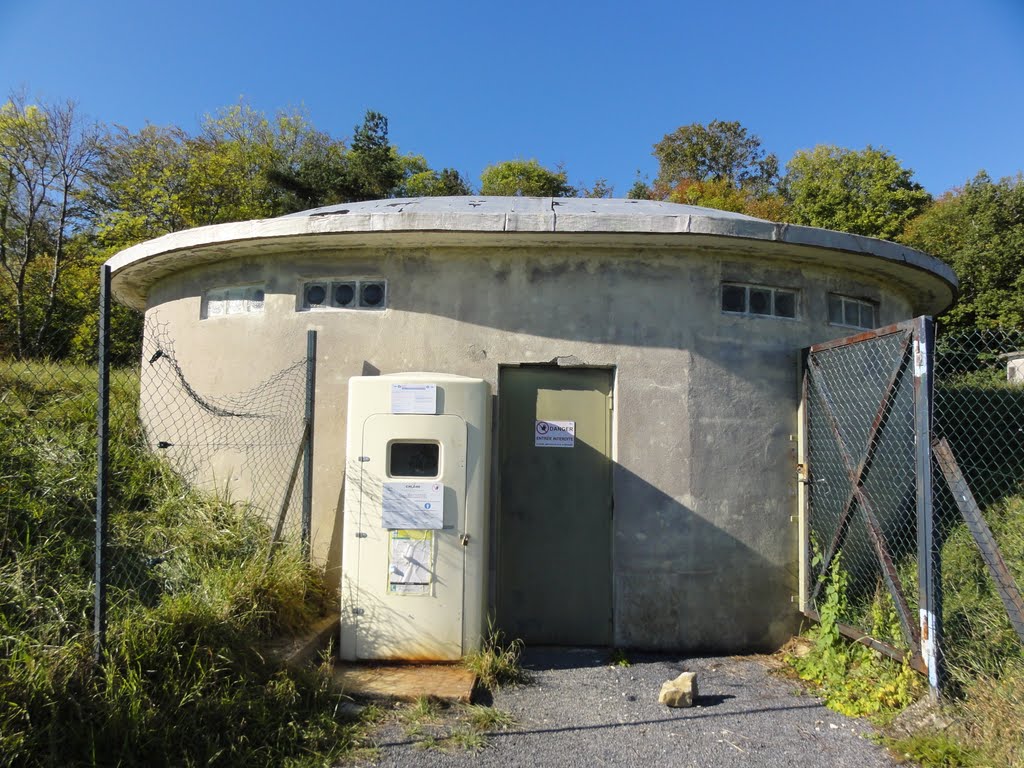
[789,552,922,722]
[881,732,978,767]
[401,695,444,724]
[464,703,516,731]
[609,648,631,667]
[463,618,528,690]
[447,725,487,752]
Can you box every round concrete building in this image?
[107,196,957,655]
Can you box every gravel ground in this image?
[347,648,900,767]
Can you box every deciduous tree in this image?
[479,159,575,197]
[782,145,930,241]
[902,172,1024,332]
[653,120,778,194]
[401,167,473,197]
[0,93,99,357]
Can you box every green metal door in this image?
[497,366,613,645]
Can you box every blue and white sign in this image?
[381,481,444,529]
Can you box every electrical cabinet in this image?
[340,373,490,661]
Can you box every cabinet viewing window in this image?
[203,285,265,318]
[301,279,387,311]
[721,283,797,319]
[828,294,877,329]
[389,442,440,478]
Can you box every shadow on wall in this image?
[331,403,800,658]
[500,430,799,654]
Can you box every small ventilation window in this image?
[301,278,387,311]
[204,285,265,318]
[333,282,356,307]
[360,281,386,308]
[389,442,440,478]
[828,294,877,329]
[721,283,798,320]
[304,283,328,308]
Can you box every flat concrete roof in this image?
[107,196,958,314]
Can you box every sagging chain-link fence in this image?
[1,273,315,662]
[803,320,931,675]
[932,329,1024,689]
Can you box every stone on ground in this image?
[658,671,698,708]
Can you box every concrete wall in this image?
[141,244,915,652]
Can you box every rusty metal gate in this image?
[799,317,940,693]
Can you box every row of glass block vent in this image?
[303,280,387,310]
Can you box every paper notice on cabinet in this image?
[388,529,432,595]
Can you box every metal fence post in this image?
[94,265,111,665]
[913,315,942,698]
[301,330,317,560]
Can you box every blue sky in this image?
[1,0,1022,197]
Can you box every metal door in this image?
[355,413,467,660]
[497,367,613,645]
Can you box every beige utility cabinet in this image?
[339,373,490,661]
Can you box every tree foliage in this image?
[653,120,778,194]
[479,159,575,197]
[400,167,473,197]
[782,145,931,240]
[902,172,1024,332]
[0,93,99,358]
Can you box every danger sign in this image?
[535,420,575,448]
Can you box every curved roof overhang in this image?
[107,196,958,315]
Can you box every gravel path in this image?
[349,648,900,767]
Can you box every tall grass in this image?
[0,361,355,767]
[937,493,1024,767]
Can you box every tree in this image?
[479,159,576,197]
[782,145,931,241]
[627,178,653,200]
[401,167,473,197]
[901,172,1024,332]
[345,111,403,201]
[0,93,99,358]
[579,178,613,199]
[653,120,778,194]
[662,177,789,220]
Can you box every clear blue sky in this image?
[2,0,1022,198]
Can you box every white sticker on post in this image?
[382,481,444,529]
[390,383,437,414]
[535,420,576,448]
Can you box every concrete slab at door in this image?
[355,414,467,660]
[498,367,613,645]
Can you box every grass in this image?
[0,360,365,767]
[465,703,516,731]
[392,700,516,753]
[463,619,529,690]
[792,493,1024,767]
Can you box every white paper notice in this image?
[535,420,576,448]
[381,481,444,529]
[389,530,432,595]
[390,383,437,414]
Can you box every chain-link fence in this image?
[1,267,315,663]
[803,319,932,675]
[932,328,1024,691]
[803,320,1024,700]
